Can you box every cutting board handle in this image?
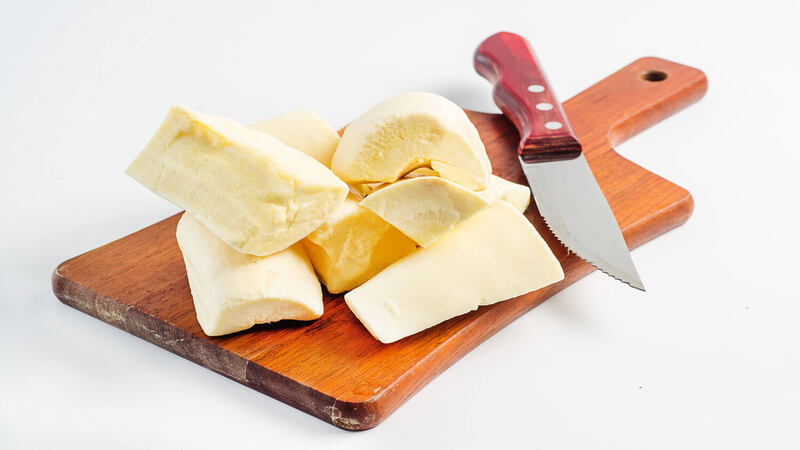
[566,57,708,149]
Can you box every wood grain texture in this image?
[51,57,707,431]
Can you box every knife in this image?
[474,31,644,291]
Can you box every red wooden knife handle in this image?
[474,32,582,163]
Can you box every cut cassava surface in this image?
[331,93,492,189]
[176,213,323,336]
[359,176,489,247]
[476,175,531,213]
[302,195,416,294]
[249,109,340,167]
[127,106,348,256]
[345,201,564,343]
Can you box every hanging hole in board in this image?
[642,70,668,82]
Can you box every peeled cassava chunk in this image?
[249,109,340,167]
[359,176,489,247]
[303,195,417,294]
[345,201,564,343]
[127,106,348,256]
[176,213,323,336]
[331,93,491,189]
[357,169,530,214]
[475,175,531,213]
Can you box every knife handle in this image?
[474,32,581,163]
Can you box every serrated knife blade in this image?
[522,155,644,290]
[475,31,644,290]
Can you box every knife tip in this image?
[629,280,646,292]
[622,273,646,292]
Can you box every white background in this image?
[2,1,798,448]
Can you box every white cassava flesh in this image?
[475,174,531,213]
[331,93,491,190]
[176,213,323,336]
[303,195,417,294]
[359,176,489,247]
[127,106,348,256]
[249,109,340,167]
[345,201,564,343]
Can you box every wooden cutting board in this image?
[52,57,707,431]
